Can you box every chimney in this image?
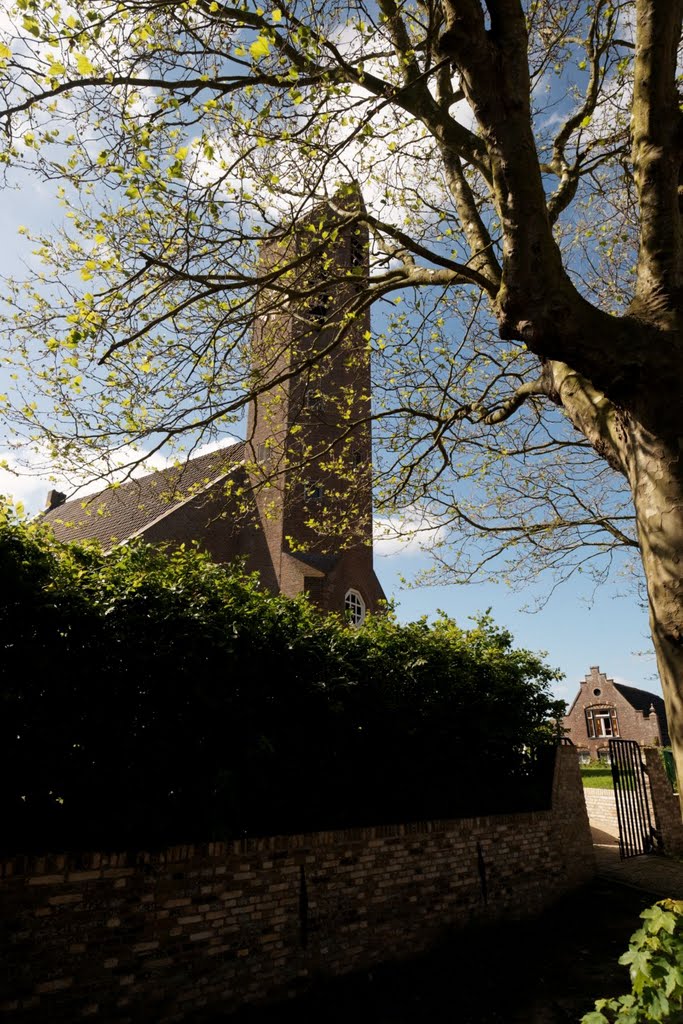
[46,490,66,511]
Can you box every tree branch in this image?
[439,0,565,330]
[546,0,618,225]
[361,212,498,294]
[480,377,547,424]
[546,361,629,477]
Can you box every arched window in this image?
[344,588,366,626]
[585,706,619,739]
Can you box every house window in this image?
[309,293,332,326]
[350,233,365,269]
[585,706,619,739]
[303,483,323,503]
[344,589,365,626]
[303,391,324,414]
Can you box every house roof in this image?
[613,683,671,746]
[41,441,246,548]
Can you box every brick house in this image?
[562,666,670,760]
[41,191,385,623]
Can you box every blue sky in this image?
[0,170,660,710]
[376,550,657,708]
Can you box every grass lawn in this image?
[581,764,614,789]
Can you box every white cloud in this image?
[189,435,242,458]
[0,462,53,514]
[0,432,245,516]
[0,443,173,515]
[374,510,446,558]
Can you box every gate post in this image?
[552,744,595,885]
[643,747,683,855]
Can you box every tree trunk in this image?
[629,423,683,815]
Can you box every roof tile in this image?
[41,442,245,548]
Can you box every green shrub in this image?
[0,503,565,852]
[582,900,683,1023]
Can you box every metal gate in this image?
[609,738,659,859]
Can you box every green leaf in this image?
[47,58,66,77]
[250,35,270,60]
[665,965,683,996]
[22,15,41,36]
[75,53,96,76]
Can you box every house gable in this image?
[562,665,668,758]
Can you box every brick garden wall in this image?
[643,748,683,855]
[0,747,594,1023]
[583,788,620,837]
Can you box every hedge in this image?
[0,504,565,852]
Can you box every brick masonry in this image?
[643,748,683,855]
[41,201,386,621]
[583,788,620,837]
[0,747,594,1022]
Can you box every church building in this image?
[41,192,385,623]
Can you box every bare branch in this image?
[546,0,619,224]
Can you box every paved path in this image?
[592,825,683,897]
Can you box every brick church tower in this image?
[245,186,385,620]
[41,186,385,622]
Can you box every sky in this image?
[0,167,661,713]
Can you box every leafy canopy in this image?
[0,0,641,592]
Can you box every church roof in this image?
[613,683,671,746]
[41,441,245,549]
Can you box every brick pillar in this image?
[643,747,683,855]
[551,745,595,886]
